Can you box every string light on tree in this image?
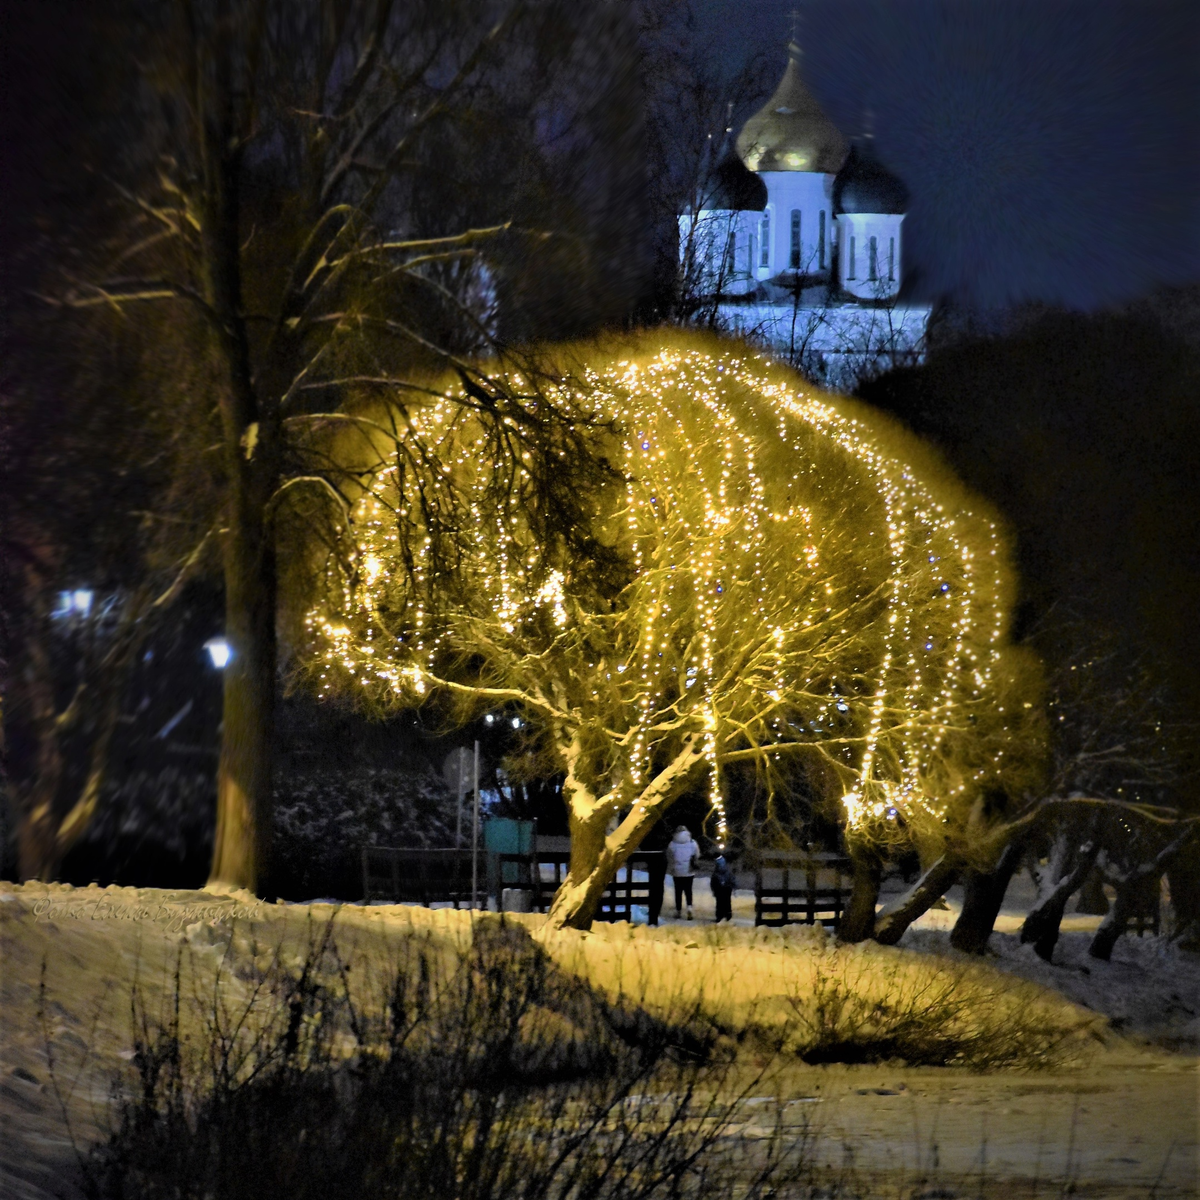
[301,336,1042,929]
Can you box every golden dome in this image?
[736,42,848,174]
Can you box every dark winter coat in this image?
[710,857,735,893]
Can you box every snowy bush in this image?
[59,757,455,899]
[83,919,801,1200]
[272,762,456,900]
[537,921,1099,1070]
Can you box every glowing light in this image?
[204,638,232,669]
[302,342,1032,852]
[54,589,94,618]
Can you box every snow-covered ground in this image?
[2,881,1196,1200]
[640,867,1199,1052]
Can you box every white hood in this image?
[672,829,693,843]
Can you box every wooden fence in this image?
[362,847,478,907]
[362,845,665,921]
[753,851,852,930]
[497,850,666,922]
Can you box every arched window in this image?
[847,235,856,280]
[868,236,878,281]
[723,229,736,278]
[818,210,826,269]
[760,211,771,268]
[790,209,801,270]
[888,237,896,282]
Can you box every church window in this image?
[760,211,770,267]
[868,236,878,281]
[889,237,895,281]
[748,233,756,273]
[818,211,826,269]
[723,230,736,278]
[848,236,856,279]
[789,209,801,269]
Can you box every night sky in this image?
[695,0,1200,309]
[4,2,1197,311]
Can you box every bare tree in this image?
[948,620,1194,955]
[42,0,646,893]
[638,20,771,325]
[1087,813,1198,960]
[4,274,221,880]
[1019,810,1101,960]
[8,568,214,881]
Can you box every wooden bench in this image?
[754,851,852,930]
[596,852,665,923]
[364,845,668,921]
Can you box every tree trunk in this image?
[838,842,883,944]
[1166,858,1200,948]
[17,626,132,882]
[207,500,276,894]
[1088,877,1141,962]
[1089,828,1197,960]
[1020,839,1098,962]
[1075,866,1110,915]
[546,734,706,929]
[1089,861,1168,962]
[950,838,1024,954]
[872,854,960,946]
[16,647,66,881]
[200,105,277,896]
[47,694,124,877]
[548,803,614,929]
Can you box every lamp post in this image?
[472,740,481,910]
[457,753,465,849]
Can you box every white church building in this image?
[679,36,931,389]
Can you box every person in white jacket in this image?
[667,825,700,919]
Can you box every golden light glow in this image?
[303,341,1036,852]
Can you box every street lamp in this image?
[204,637,232,669]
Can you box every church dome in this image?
[833,141,909,214]
[736,41,848,174]
[703,153,768,211]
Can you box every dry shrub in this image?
[81,916,799,1200]
[786,951,1093,1069]
[535,922,1099,1070]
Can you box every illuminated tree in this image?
[303,335,1042,929]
